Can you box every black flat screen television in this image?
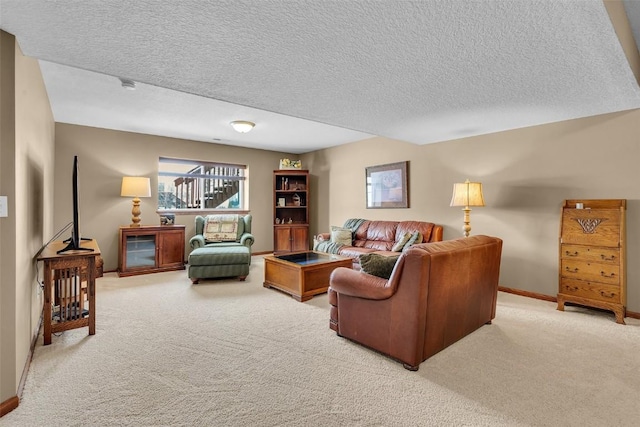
[57,155,93,254]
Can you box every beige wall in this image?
[0,32,55,404]
[302,110,640,312]
[54,124,296,272]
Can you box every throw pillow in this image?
[391,232,412,252]
[402,231,423,251]
[204,214,240,242]
[330,227,352,246]
[359,253,400,279]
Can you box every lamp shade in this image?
[121,176,151,198]
[450,179,485,207]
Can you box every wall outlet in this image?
[0,196,8,217]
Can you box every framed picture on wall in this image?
[365,161,409,209]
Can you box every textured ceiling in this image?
[2,0,640,153]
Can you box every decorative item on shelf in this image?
[293,193,301,206]
[450,179,485,237]
[288,218,293,224]
[121,176,152,227]
[159,213,175,225]
[278,197,286,207]
[279,158,302,170]
[275,218,281,224]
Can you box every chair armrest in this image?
[190,235,205,249]
[329,267,395,300]
[240,233,254,247]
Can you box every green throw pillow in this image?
[402,231,423,251]
[359,253,400,279]
[391,232,412,252]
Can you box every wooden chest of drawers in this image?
[557,199,626,324]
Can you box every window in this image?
[158,157,247,212]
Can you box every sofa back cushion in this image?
[351,220,437,250]
[357,221,396,251]
[352,220,371,245]
[397,221,435,243]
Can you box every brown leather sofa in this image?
[328,235,503,371]
[315,219,443,268]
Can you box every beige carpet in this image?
[3,256,640,426]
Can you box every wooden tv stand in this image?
[37,239,101,345]
[118,225,186,276]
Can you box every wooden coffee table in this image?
[263,251,352,302]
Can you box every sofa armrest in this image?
[190,235,205,249]
[329,267,395,300]
[240,233,255,247]
[430,225,444,242]
[316,233,331,242]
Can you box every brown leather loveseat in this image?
[328,235,503,371]
[315,219,444,268]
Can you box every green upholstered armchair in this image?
[189,214,255,252]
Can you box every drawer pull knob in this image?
[600,291,615,299]
[565,267,579,273]
[565,251,579,257]
[600,254,616,261]
[600,271,615,278]
[566,286,579,292]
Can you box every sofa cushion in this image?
[331,227,353,246]
[397,221,433,243]
[359,253,400,279]
[337,246,377,259]
[392,232,412,252]
[366,221,398,243]
[353,220,371,242]
[204,214,241,242]
[403,231,423,251]
[364,240,394,251]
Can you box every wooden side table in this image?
[37,239,101,345]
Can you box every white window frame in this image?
[157,157,248,214]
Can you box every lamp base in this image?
[462,207,472,237]
[130,197,142,228]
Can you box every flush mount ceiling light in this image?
[119,78,136,90]
[230,120,255,133]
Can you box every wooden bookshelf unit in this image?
[273,169,310,253]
